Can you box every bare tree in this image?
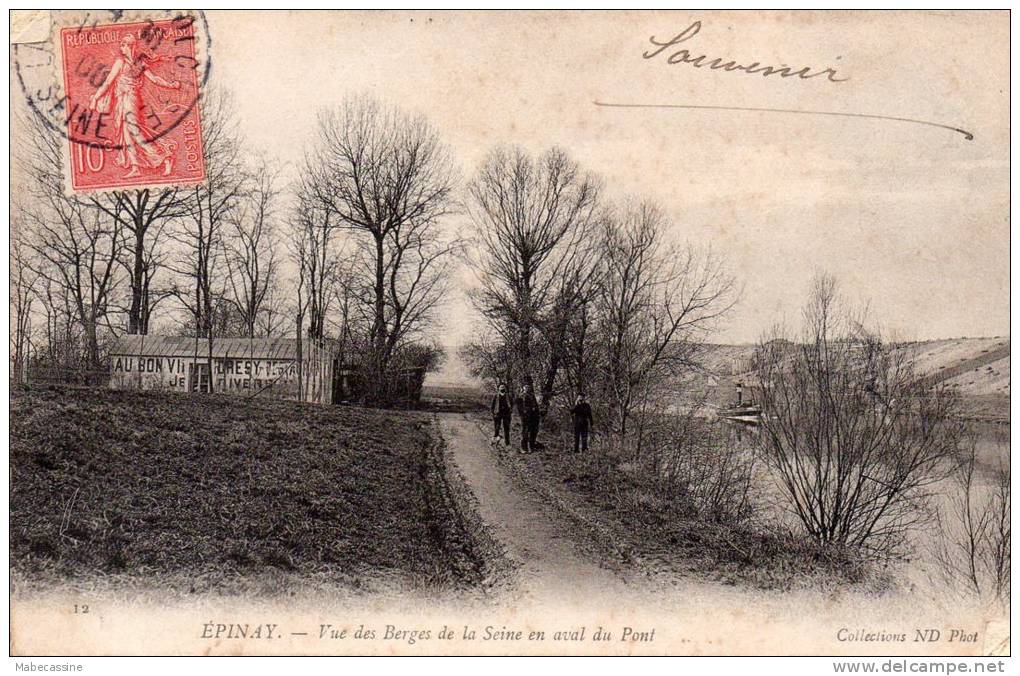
[533,239,605,414]
[45,278,86,372]
[598,200,735,452]
[460,331,516,385]
[380,198,460,355]
[171,91,244,335]
[91,188,181,335]
[290,215,312,400]
[560,297,599,401]
[287,207,337,400]
[25,200,123,375]
[10,219,38,384]
[303,95,457,380]
[753,274,963,555]
[931,438,1010,603]
[465,145,601,412]
[224,154,282,338]
[289,181,341,342]
[254,283,290,338]
[16,116,124,376]
[326,252,370,369]
[169,90,246,391]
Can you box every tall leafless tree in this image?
[253,284,289,337]
[325,251,369,369]
[10,218,38,384]
[224,154,282,338]
[597,200,735,451]
[171,91,244,336]
[26,200,123,375]
[465,145,601,413]
[91,188,180,335]
[169,90,246,391]
[289,181,340,343]
[35,274,82,371]
[302,95,457,380]
[16,115,124,375]
[287,207,331,400]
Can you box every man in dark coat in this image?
[516,384,541,453]
[571,394,594,453]
[490,383,513,447]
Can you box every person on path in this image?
[490,383,513,447]
[516,383,541,453]
[571,394,594,454]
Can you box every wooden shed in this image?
[108,335,336,405]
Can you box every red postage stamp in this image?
[57,16,207,192]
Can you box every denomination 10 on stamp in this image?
[58,16,207,192]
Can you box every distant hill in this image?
[428,337,1010,420]
[898,337,1010,397]
[696,337,1010,421]
[699,336,1009,389]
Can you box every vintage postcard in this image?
[8,9,1010,659]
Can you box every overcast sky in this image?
[13,11,1010,378]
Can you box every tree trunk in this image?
[516,321,531,379]
[85,321,101,376]
[296,311,304,402]
[539,350,560,418]
[373,233,386,359]
[128,227,145,334]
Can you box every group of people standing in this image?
[490,383,594,454]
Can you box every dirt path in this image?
[437,412,647,609]
[432,412,999,648]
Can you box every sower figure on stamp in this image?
[571,394,594,454]
[87,34,181,178]
[490,383,513,448]
[516,382,541,454]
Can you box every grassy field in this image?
[10,386,486,598]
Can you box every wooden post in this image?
[192,333,199,393]
[137,332,145,390]
[296,313,303,402]
[248,334,254,395]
